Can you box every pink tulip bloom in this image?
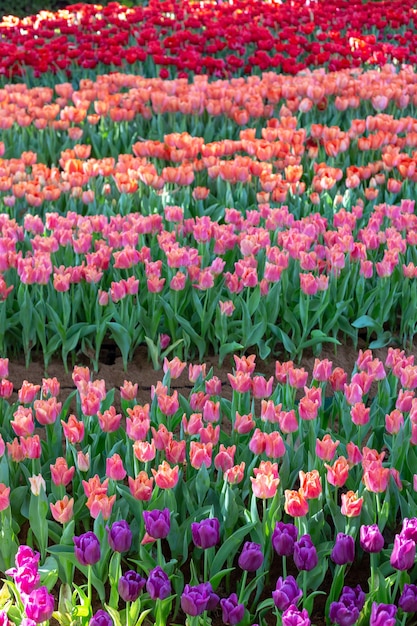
[316,434,340,461]
[106,454,126,481]
[50,496,74,524]
[190,442,212,469]
[128,472,153,501]
[152,461,179,489]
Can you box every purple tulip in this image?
[181,583,212,616]
[293,535,318,572]
[272,576,302,611]
[339,585,365,611]
[399,583,417,612]
[331,533,355,565]
[329,601,359,626]
[146,566,171,600]
[238,542,264,572]
[143,508,170,540]
[390,533,416,570]
[118,570,146,602]
[370,602,397,626]
[272,522,298,557]
[89,610,113,626]
[191,518,220,549]
[282,604,311,626]
[359,525,384,553]
[73,531,101,566]
[401,517,417,542]
[24,586,55,623]
[106,520,132,553]
[200,582,219,611]
[220,593,245,625]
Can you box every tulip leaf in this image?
[210,522,255,578]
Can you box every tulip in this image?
[89,610,113,626]
[220,593,245,625]
[339,585,365,611]
[272,576,303,611]
[238,542,264,571]
[390,533,416,570]
[191,518,220,550]
[329,600,360,626]
[331,533,355,565]
[401,517,417,542]
[12,565,40,595]
[50,496,74,525]
[106,520,132,553]
[143,508,170,540]
[118,570,146,603]
[24,586,54,623]
[360,525,384,553]
[146,566,171,600]
[284,489,309,517]
[181,583,211,617]
[340,491,363,517]
[73,532,101,566]
[272,522,298,557]
[293,535,318,571]
[369,602,397,626]
[398,583,417,612]
[282,604,311,626]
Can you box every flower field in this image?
[3,0,417,624]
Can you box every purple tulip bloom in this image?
[200,582,219,610]
[118,570,146,602]
[238,542,264,572]
[272,522,298,557]
[191,518,220,549]
[399,583,417,612]
[340,585,365,611]
[282,604,311,626]
[331,533,355,565]
[146,566,171,600]
[181,583,213,616]
[24,586,55,623]
[359,525,384,553]
[220,593,245,625]
[401,517,417,543]
[272,576,302,612]
[73,531,101,566]
[390,533,416,570]
[370,602,397,626]
[143,508,170,540]
[106,520,132,553]
[89,610,113,626]
[293,535,318,572]
[329,601,359,626]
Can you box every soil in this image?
[7,338,417,625]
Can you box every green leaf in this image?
[210,522,255,577]
[219,342,244,365]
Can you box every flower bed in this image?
[1,0,417,624]
[1,351,417,625]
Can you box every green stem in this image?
[126,600,131,626]
[87,565,93,618]
[282,555,287,580]
[204,548,209,583]
[370,552,378,594]
[157,538,164,568]
[391,569,401,605]
[238,569,248,604]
